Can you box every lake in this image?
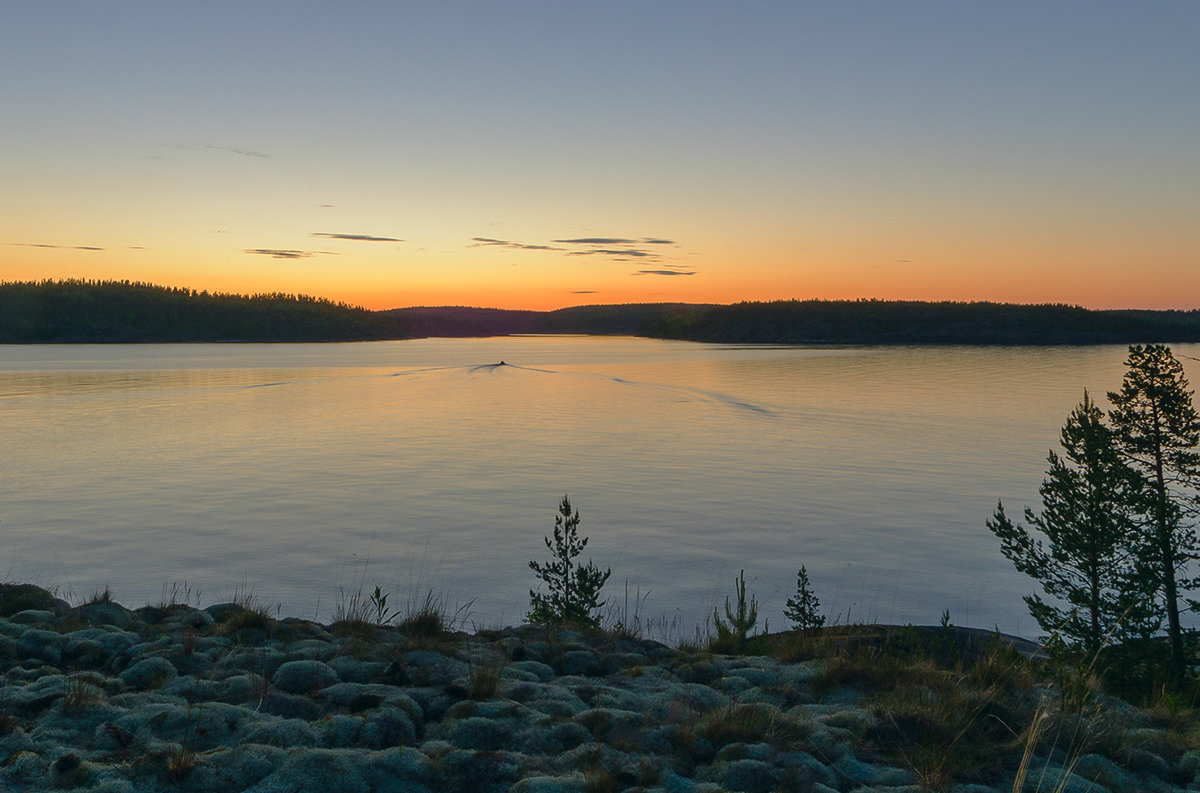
[3,337,1194,639]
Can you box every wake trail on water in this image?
[606,376,775,416]
[467,362,557,374]
[460,362,774,415]
[226,364,467,391]
[229,361,773,416]
[463,362,774,415]
[388,364,476,377]
[228,363,539,391]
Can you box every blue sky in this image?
[4,2,1198,309]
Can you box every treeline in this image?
[389,300,1200,344]
[0,280,410,342]
[7,282,1200,344]
[646,299,1200,345]
[385,306,543,337]
[384,303,707,338]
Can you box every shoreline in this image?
[1,582,1193,792]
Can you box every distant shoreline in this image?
[4,280,1200,345]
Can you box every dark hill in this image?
[388,300,1200,345]
[645,299,1200,345]
[0,280,409,343]
[6,282,1199,345]
[384,303,708,337]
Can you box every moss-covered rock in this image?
[0,585,68,618]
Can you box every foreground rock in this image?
[0,585,1194,792]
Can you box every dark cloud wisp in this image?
[553,237,675,246]
[469,233,685,267]
[244,249,313,260]
[312,233,404,242]
[552,236,678,263]
[566,248,656,258]
[470,237,563,251]
[13,243,104,251]
[634,270,695,276]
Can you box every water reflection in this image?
[1,338,1194,638]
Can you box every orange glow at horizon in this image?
[6,5,1200,316]
[5,241,1199,313]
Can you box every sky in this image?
[3,2,1198,311]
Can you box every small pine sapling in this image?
[783,565,825,635]
[528,495,612,629]
[712,569,761,653]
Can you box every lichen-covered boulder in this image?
[236,716,319,748]
[519,720,592,755]
[403,650,467,686]
[360,748,435,793]
[556,650,601,677]
[328,655,386,683]
[715,758,779,793]
[72,601,138,630]
[17,628,65,665]
[443,716,513,751]
[315,714,365,748]
[436,748,526,792]
[0,584,68,618]
[271,659,339,695]
[260,690,323,720]
[243,748,369,793]
[361,707,417,748]
[118,656,177,689]
[509,775,588,793]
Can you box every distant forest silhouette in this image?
[0,280,407,342]
[380,299,1200,345]
[642,299,1200,345]
[4,280,1200,345]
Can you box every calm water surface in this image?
[4,337,1195,638]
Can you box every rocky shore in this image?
[0,583,1195,792]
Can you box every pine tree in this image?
[988,392,1156,659]
[783,565,825,634]
[1108,344,1200,683]
[528,495,611,629]
[712,569,760,653]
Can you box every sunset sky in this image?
[3,2,1198,311]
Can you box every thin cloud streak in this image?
[553,237,675,246]
[469,237,563,251]
[13,243,104,251]
[244,249,312,260]
[566,249,656,258]
[553,235,677,263]
[468,233,684,266]
[634,270,695,276]
[312,233,404,242]
[201,143,269,159]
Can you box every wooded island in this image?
[4,280,1199,344]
